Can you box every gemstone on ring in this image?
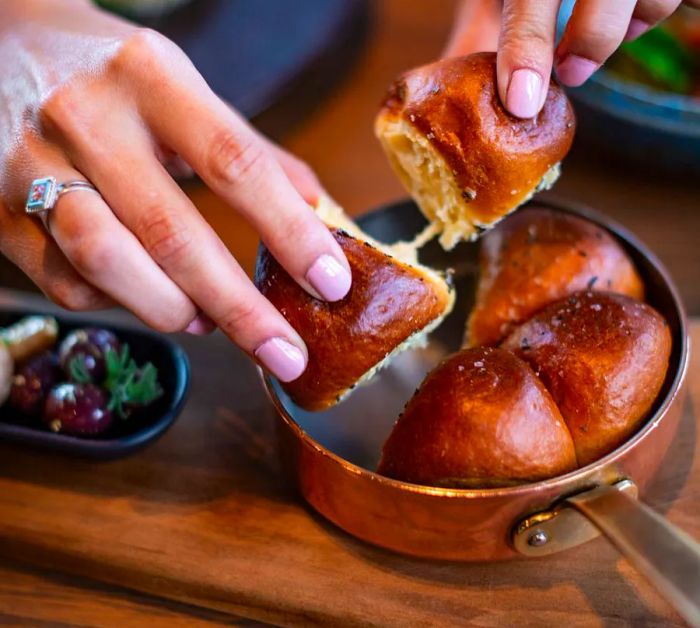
[25,176,59,214]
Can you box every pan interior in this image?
[271,197,685,474]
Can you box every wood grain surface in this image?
[0,0,698,625]
[0,558,263,627]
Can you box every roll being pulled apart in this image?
[375,52,576,250]
[255,199,455,412]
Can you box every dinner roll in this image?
[375,52,576,249]
[503,291,672,466]
[377,347,578,487]
[256,219,454,411]
[467,208,645,346]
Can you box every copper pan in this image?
[262,195,698,625]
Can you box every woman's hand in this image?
[0,0,352,382]
[445,0,700,119]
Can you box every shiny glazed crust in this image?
[375,52,576,249]
[503,291,672,466]
[255,228,454,411]
[377,347,578,487]
[467,207,645,347]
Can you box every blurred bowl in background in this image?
[558,0,700,176]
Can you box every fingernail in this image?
[305,254,352,302]
[185,314,216,335]
[625,18,649,41]
[556,54,599,87]
[506,69,543,119]
[255,337,306,382]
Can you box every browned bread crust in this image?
[503,291,672,466]
[377,347,578,487]
[375,52,576,248]
[467,207,645,347]
[255,228,454,411]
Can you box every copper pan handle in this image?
[566,486,700,627]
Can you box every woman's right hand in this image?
[0,0,352,382]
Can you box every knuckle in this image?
[66,232,115,277]
[206,129,269,187]
[502,27,551,55]
[283,214,312,245]
[47,281,106,312]
[136,207,194,271]
[147,308,194,334]
[637,0,678,23]
[39,85,85,137]
[565,13,631,60]
[501,5,553,54]
[219,300,259,338]
[112,28,177,73]
[263,215,310,259]
[289,158,318,186]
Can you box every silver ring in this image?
[25,176,100,215]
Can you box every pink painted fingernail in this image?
[556,54,599,87]
[625,18,650,41]
[255,337,306,382]
[185,314,216,335]
[305,254,352,302]
[506,69,543,119]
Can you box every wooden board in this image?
[0,289,697,627]
[0,558,262,627]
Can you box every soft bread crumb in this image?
[315,195,440,266]
[376,117,561,249]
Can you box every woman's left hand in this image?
[445,0,699,119]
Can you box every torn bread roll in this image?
[255,200,454,411]
[375,52,576,249]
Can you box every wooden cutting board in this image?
[0,289,697,627]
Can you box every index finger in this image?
[497,0,562,118]
[131,38,352,303]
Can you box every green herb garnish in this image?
[103,345,163,419]
[610,26,697,94]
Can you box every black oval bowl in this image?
[0,310,190,459]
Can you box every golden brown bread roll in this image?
[467,208,645,347]
[256,226,454,411]
[375,52,576,249]
[377,347,578,487]
[503,291,672,466]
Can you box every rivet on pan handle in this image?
[512,479,638,558]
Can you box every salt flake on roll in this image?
[375,52,576,249]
